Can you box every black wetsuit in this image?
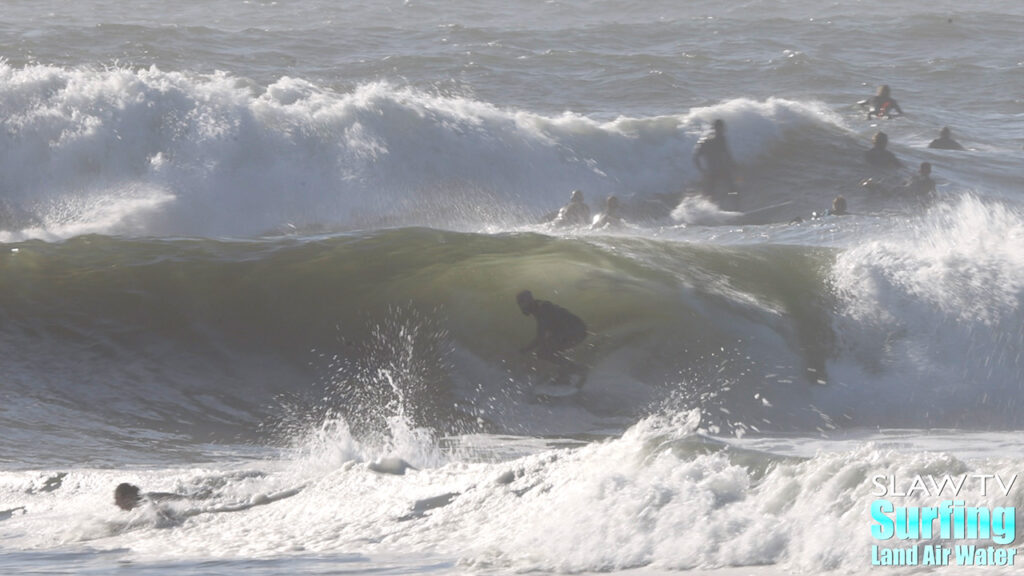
[694,134,737,207]
[865,147,901,169]
[905,174,936,202]
[928,136,964,151]
[530,300,586,359]
[866,96,902,119]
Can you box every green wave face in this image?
[0,230,839,438]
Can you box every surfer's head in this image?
[919,161,932,176]
[832,195,848,215]
[516,290,535,315]
[877,84,891,98]
[872,131,889,148]
[712,118,725,133]
[940,126,952,138]
[570,189,584,203]
[114,483,141,511]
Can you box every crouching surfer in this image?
[516,290,588,388]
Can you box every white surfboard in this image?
[732,200,794,225]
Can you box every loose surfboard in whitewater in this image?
[673,193,795,226]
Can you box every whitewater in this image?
[1,0,1023,574]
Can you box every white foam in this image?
[0,63,849,238]
[824,195,1024,427]
[671,195,740,225]
[5,414,1022,574]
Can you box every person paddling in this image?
[861,84,903,119]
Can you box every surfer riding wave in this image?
[516,290,589,388]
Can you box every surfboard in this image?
[732,200,795,225]
[368,456,417,475]
[533,382,581,399]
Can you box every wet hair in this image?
[832,195,848,214]
[877,84,891,97]
[114,483,141,511]
[920,161,932,174]
[570,189,583,202]
[940,126,951,137]
[873,131,889,147]
[712,118,725,131]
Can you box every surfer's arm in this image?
[520,325,540,353]
[522,316,555,353]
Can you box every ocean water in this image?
[1,1,1023,574]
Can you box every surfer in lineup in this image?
[788,195,849,223]
[693,118,738,210]
[827,195,848,216]
[864,131,902,170]
[902,161,937,203]
[861,84,903,119]
[551,189,591,227]
[928,126,965,150]
[516,290,588,387]
[591,195,623,229]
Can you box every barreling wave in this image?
[2,217,1022,463]
[0,229,822,458]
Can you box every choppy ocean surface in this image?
[1,0,1023,574]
